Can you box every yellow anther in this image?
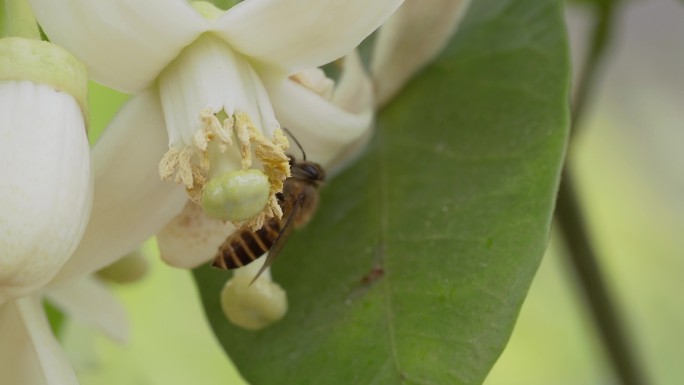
[159,108,290,226]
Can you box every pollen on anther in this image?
[160,109,291,228]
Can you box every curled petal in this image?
[158,202,235,269]
[0,296,79,385]
[263,52,374,171]
[46,276,129,343]
[29,0,207,93]
[0,80,91,302]
[372,0,472,106]
[331,52,374,114]
[51,90,188,285]
[213,0,404,71]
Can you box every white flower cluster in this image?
[0,0,470,383]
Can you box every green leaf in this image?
[43,300,65,337]
[205,0,242,11]
[194,0,570,383]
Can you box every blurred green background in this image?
[59,1,684,383]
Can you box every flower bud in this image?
[220,259,287,330]
[0,37,91,302]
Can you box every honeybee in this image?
[212,132,325,282]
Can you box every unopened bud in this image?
[220,261,287,330]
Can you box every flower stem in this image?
[556,171,648,385]
[570,0,618,138]
[0,0,40,39]
[557,1,649,384]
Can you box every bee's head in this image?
[289,155,325,183]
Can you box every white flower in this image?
[0,36,125,385]
[29,0,402,283]
[157,52,374,270]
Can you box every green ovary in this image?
[201,169,270,221]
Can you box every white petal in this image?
[289,68,334,100]
[158,202,235,269]
[50,90,188,285]
[0,296,79,385]
[263,54,373,170]
[326,52,378,174]
[371,0,472,106]
[331,51,374,119]
[158,34,279,147]
[0,81,92,302]
[213,0,404,71]
[46,276,128,343]
[29,0,208,93]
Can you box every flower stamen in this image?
[234,113,254,169]
[160,109,290,229]
[159,146,206,200]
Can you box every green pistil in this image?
[201,169,270,221]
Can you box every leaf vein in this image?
[378,119,404,383]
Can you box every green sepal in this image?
[0,37,88,119]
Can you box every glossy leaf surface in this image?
[194,0,570,383]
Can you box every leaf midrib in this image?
[377,122,405,384]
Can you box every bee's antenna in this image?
[282,127,306,161]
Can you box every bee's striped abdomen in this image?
[213,219,282,270]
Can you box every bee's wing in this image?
[250,197,301,284]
